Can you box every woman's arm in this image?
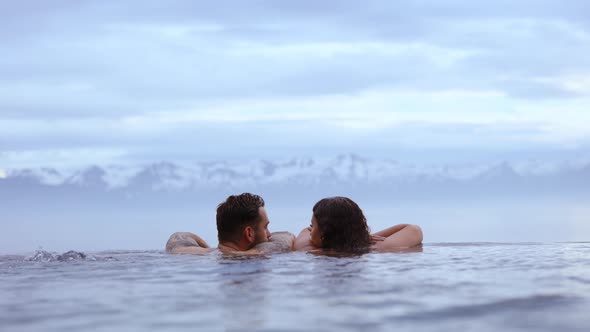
[371,224,423,249]
[294,227,318,251]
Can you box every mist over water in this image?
[1,154,589,253]
[1,196,588,254]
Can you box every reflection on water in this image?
[216,255,272,330]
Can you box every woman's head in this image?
[310,197,371,251]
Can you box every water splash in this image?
[25,249,97,262]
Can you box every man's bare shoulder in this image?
[252,231,295,254]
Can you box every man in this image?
[166,193,295,254]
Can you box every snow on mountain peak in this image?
[2,155,588,191]
[66,166,108,188]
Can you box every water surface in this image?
[1,243,589,332]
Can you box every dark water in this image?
[1,243,589,332]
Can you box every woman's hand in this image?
[370,234,386,242]
[372,224,423,249]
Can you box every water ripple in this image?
[1,245,590,332]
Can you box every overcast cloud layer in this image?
[1,0,590,168]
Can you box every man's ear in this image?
[244,226,255,243]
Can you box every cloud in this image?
[2,87,590,161]
[2,1,589,106]
[1,1,589,166]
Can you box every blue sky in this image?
[2,0,590,168]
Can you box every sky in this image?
[2,0,590,168]
[2,1,590,251]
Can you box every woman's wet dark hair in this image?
[312,197,371,252]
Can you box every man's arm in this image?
[165,232,212,254]
[252,231,295,254]
[372,224,423,249]
[294,227,318,251]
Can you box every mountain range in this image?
[1,154,589,201]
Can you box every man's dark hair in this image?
[312,196,371,252]
[217,193,265,243]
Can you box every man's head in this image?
[216,193,271,250]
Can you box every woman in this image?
[294,197,423,252]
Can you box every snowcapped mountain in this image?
[1,154,588,197]
[66,166,108,188]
